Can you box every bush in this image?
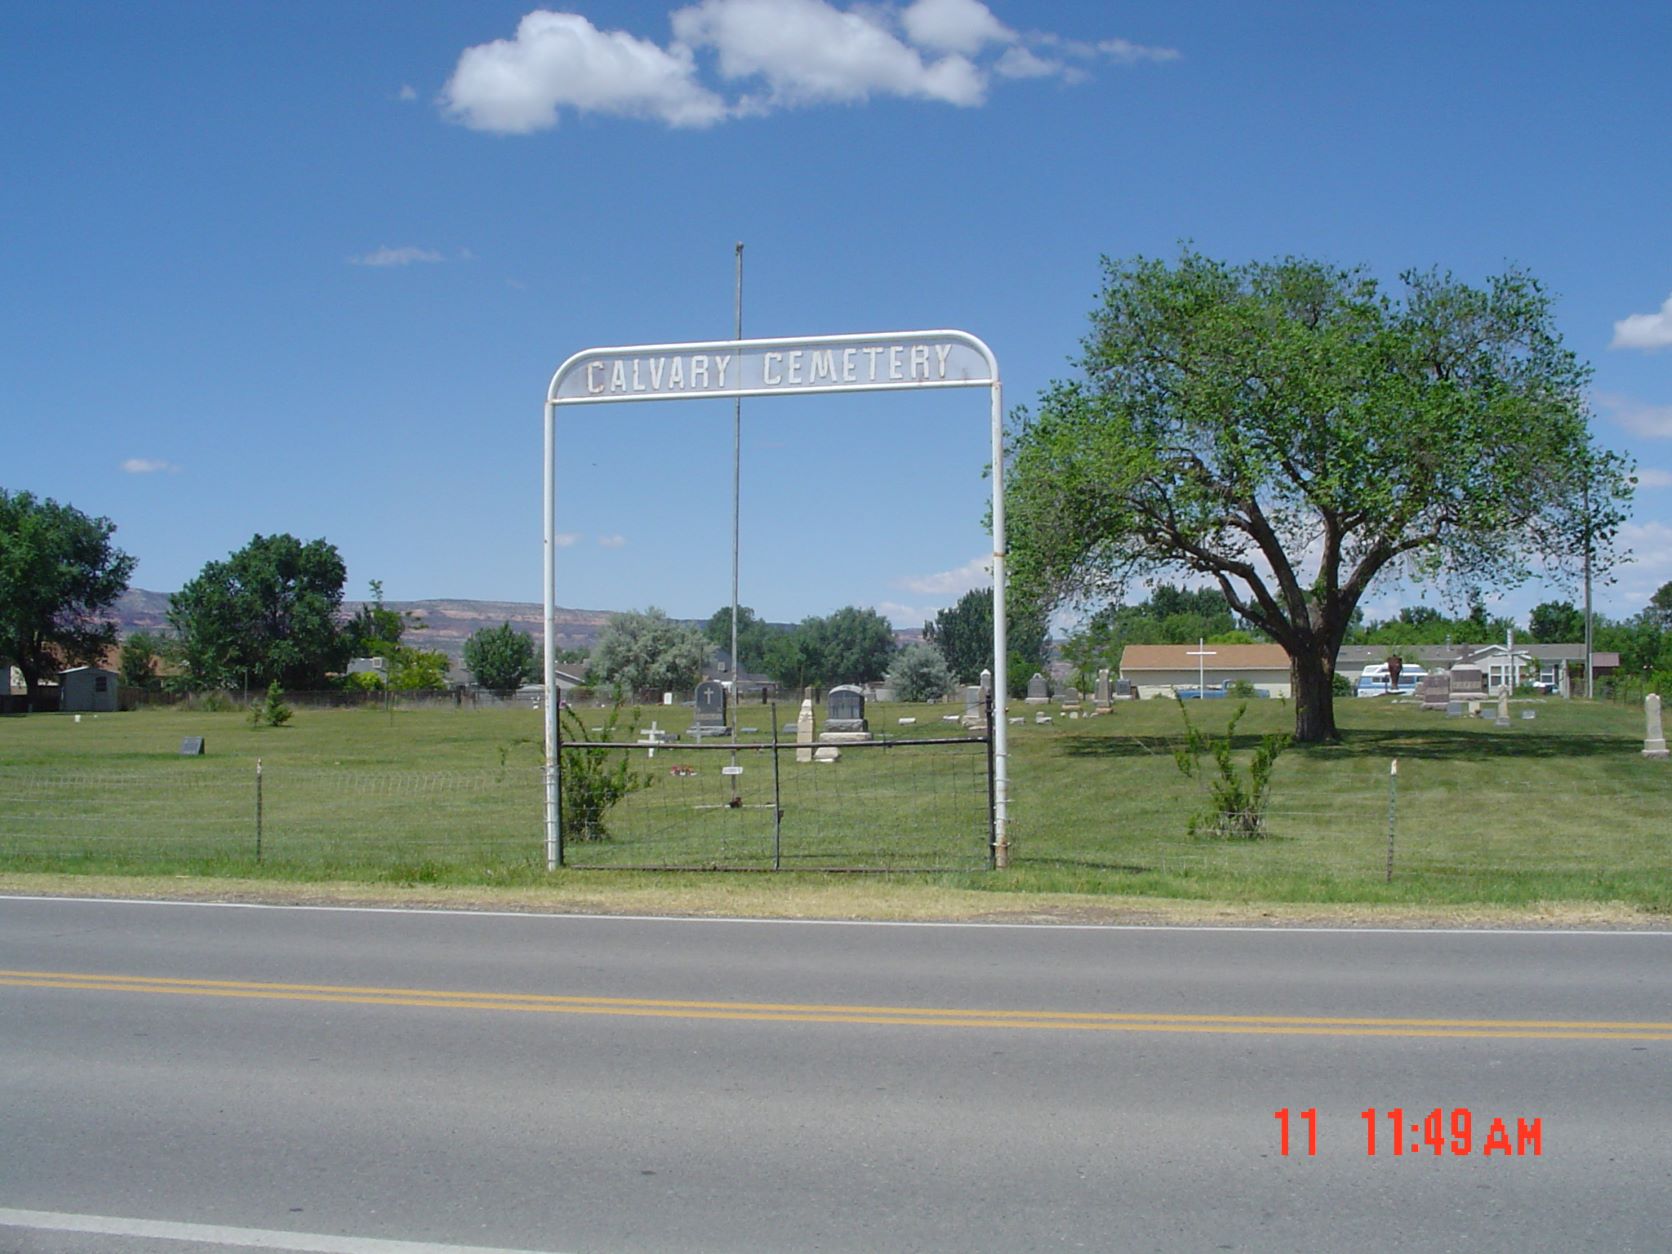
[559,701,653,841]
[1173,700,1289,838]
[886,642,953,703]
[250,681,293,728]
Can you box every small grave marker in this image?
[179,736,205,756]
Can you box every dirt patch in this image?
[1,873,1664,930]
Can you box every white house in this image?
[1118,644,1293,699]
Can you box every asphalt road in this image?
[2,896,1669,1253]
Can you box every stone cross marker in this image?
[1025,673,1049,704]
[693,680,729,737]
[1645,693,1669,759]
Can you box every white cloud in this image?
[121,457,180,474]
[900,0,1012,55]
[397,84,418,102]
[673,0,985,109]
[872,600,936,629]
[1613,521,1672,609]
[442,2,1176,132]
[442,10,726,132]
[1610,291,1672,351]
[598,533,628,548]
[1635,467,1672,489]
[893,553,991,597]
[1595,391,1672,439]
[349,245,444,267]
[553,531,580,547]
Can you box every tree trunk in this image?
[1290,647,1339,744]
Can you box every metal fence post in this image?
[1384,759,1398,882]
[986,687,998,870]
[255,758,264,864]
[770,702,783,871]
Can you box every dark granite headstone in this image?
[1025,673,1049,703]
[825,684,867,734]
[693,680,729,736]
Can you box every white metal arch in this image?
[543,329,1009,868]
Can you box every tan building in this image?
[1118,643,1293,699]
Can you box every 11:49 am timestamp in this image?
[1274,1107,1543,1157]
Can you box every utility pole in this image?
[730,242,743,798]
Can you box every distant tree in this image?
[923,587,1050,693]
[762,606,898,690]
[118,631,163,691]
[340,580,408,659]
[702,604,779,674]
[886,642,953,702]
[1007,251,1633,742]
[0,489,136,705]
[464,622,539,691]
[168,533,347,690]
[807,606,897,685]
[1528,600,1586,643]
[1647,582,1672,633]
[761,627,821,692]
[591,607,708,695]
[381,646,446,691]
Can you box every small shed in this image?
[60,666,119,713]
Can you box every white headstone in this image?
[1645,693,1668,759]
[796,695,815,764]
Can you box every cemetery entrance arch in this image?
[543,329,1009,869]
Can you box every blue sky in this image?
[4,0,1670,633]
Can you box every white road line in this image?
[2,894,1670,936]
[0,1207,563,1254]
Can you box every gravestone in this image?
[1094,668,1113,713]
[693,680,729,737]
[821,684,870,744]
[179,736,205,756]
[961,667,993,732]
[1645,693,1669,759]
[1448,663,1487,699]
[1025,673,1049,704]
[1059,686,1082,710]
[796,691,816,763]
[1415,671,1452,711]
[1115,677,1134,699]
[1495,685,1512,728]
[1445,700,1464,717]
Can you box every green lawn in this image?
[1,694,1667,912]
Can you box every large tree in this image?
[0,489,136,704]
[590,607,708,695]
[762,606,899,690]
[463,622,540,691]
[922,586,1050,695]
[168,533,347,690]
[1007,251,1633,742]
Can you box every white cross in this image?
[1186,639,1217,696]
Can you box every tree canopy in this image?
[763,606,898,691]
[590,607,709,695]
[701,604,781,674]
[464,622,540,691]
[922,586,1050,697]
[167,533,347,690]
[1007,251,1633,742]
[0,489,136,702]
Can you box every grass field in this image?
[1,693,1668,914]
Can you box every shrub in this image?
[1173,700,1289,838]
[250,681,293,728]
[886,642,953,703]
[559,700,653,841]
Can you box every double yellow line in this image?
[4,969,1670,1040]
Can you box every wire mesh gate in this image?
[556,705,995,871]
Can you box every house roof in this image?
[1119,643,1291,672]
[1335,643,1621,667]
